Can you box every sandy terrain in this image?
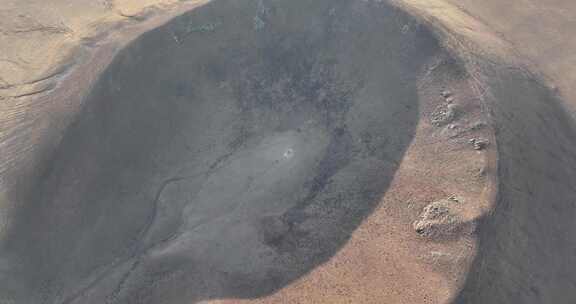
[0,1,574,304]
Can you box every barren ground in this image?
[0,1,575,304]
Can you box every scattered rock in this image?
[187,22,221,33]
[448,195,460,202]
[254,0,269,31]
[413,199,463,238]
[430,103,457,126]
[429,250,455,264]
[441,90,452,98]
[469,138,489,150]
[468,121,487,131]
[253,15,265,30]
[329,7,337,16]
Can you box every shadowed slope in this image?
[454,62,576,303]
